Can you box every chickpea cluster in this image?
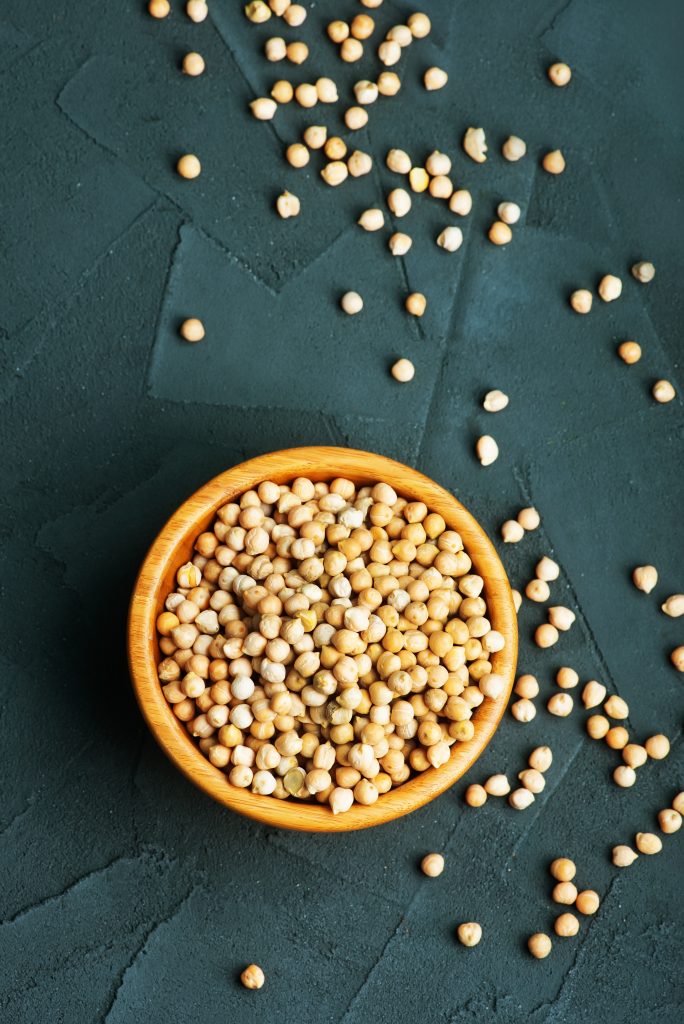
[157,478,505,814]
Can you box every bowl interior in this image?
[128,446,518,831]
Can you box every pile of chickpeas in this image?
[156,477,506,814]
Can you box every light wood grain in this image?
[128,447,518,832]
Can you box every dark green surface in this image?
[1,1,683,1021]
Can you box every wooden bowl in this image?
[128,446,517,831]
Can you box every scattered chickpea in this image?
[391,358,415,383]
[386,24,412,47]
[407,12,431,38]
[351,13,375,39]
[509,788,535,810]
[149,0,170,17]
[358,209,384,232]
[548,606,575,631]
[265,37,287,61]
[489,221,513,246]
[389,232,412,256]
[345,106,368,130]
[556,667,579,689]
[674,793,684,815]
[341,291,363,316]
[340,38,364,62]
[283,3,306,27]
[241,963,265,990]
[511,698,536,723]
[250,97,277,120]
[652,379,676,403]
[321,161,348,187]
[635,832,662,855]
[179,318,205,343]
[325,137,347,160]
[424,66,448,90]
[271,80,293,103]
[286,143,309,168]
[605,726,629,750]
[658,809,682,834]
[187,0,209,22]
[276,190,300,218]
[548,693,573,717]
[354,79,378,105]
[387,148,412,174]
[465,783,488,807]
[421,853,445,877]
[476,435,499,467]
[502,135,526,161]
[550,858,576,882]
[536,624,559,649]
[502,520,524,543]
[287,41,309,64]
[463,127,487,163]
[547,62,572,87]
[327,20,349,43]
[672,647,684,671]
[518,675,540,700]
[182,52,205,76]
[449,190,473,216]
[409,167,430,193]
[484,774,510,797]
[483,389,508,412]
[529,746,553,772]
[586,714,610,739]
[618,340,641,364]
[632,564,658,594]
[526,579,549,603]
[405,293,426,317]
[269,0,289,14]
[536,556,560,582]
[576,890,600,915]
[436,226,463,253]
[622,743,647,769]
[613,845,638,867]
[316,77,338,103]
[613,765,636,788]
[519,769,545,794]
[661,594,684,617]
[570,289,592,314]
[598,274,622,302]
[303,125,326,149]
[388,188,412,217]
[582,680,606,709]
[645,734,670,760]
[553,881,578,905]
[512,588,523,612]
[294,83,317,108]
[497,202,521,226]
[631,261,655,283]
[528,933,552,959]
[457,922,482,947]
[177,153,202,178]
[377,71,401,96]
[604,695,629,720]
[542,150,565,174]
[378,40,401,66]
[348,150,373,177]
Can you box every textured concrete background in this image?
[1,0,683,1021]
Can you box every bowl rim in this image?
[128,445,518,831]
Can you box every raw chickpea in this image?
[341,291,363,316]
[509,788,534,810]
[613,765,636,788]
[321,162,348,187]
[182,52,205,76]
[622,744,647,769]
[287,41,309,64]
[316,77,338,103]
[286,143,309,168]
[644,734,670,760]
[476,436,499,467]
[250,98,277,120]
[556,667,578,689]
[187,0,208,20]
[552,881,578,905]
[550,858,576,882]
[536,557,559,581]
[265,37,287,62]
[549,606,575,631]
[424,67,448,90]
[421,853,444,877]
[456,922,482,947]
[536,624,559,649]
[283,4,306,27]
[177,153,202,179]
[658,809,682,834]
[554,913,579,937]
[632,261,655,283]
[463,127,487,163]
[377,71,401,96]
[586,714,609,740]
[576,890,600,915]
[388,188,412,217]
[465,784,487,807]
[570,289,592,314]
[378,40,401,66]
[484,774,510,797]
[502,135,526,161]
[405,293,427,317]
[548,62,572,86]
[295,83,317,108]
[612,845,638,867]
[653,380,676,403]
[582,680,606,709]
[605,726,629,750]
[661,594,684,618]
[618,341,641,364]
[674,793,684,815]
[241,964,265,990]
[149,0,170,16]
[511,698,536,723]
[542,149,565,174]
[528,933,552,959]
[519,769,545,794]
[501,520,524,543]
[529,746,552,772]
[604,695,628,720]
[635,832,662,855]
[409,167,429,193]
[449,190,473,216]
[341,38,364,62]
[327,20,349,43]
[598,275,622,302]
[672,646,684,671]
[488,221,512,246]
[526,579,550,603]
[303,125,327,150]
[351,13,375,39]
[345,106,368,130]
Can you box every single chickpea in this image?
[465,784,487,807]
[182,52,205,76]
[570,289,593,314]
[582,680,606,709]
[483,389,508,412]
[177,153,202,178]
[303,125,326,149]
[250,97,278,120]
[240,964,265,990]
[552,881,578,905]
[605,726,629,750]
[488,221,512,246]
[327,20,349,43]
[536,556,560,581]
[283,3,306,27]
[348,150,373,177]
[377,71,401,96]
[536,624,559,649]
[674,793,684,815]
[586,714,609,740]
[498,201,521,225]
[555,913,579,937]
[405,293,427,317]
[457,922,482,947]
[340,38,364,62]
[618,340,641,364]
[391,358,415,383]
[612,845,638,867]
[187,1,208,22]
[576,890,600,915]
[321,161,349,186]
[598,275,622,302]
[180,318,205,343]
[245,1,270,21]
[386,148,412,174]
[424,67,448,90]
[286,143,309,168]
[550,858,576,882]
[265,37,287,61]
[358,209,384,232]
[547,693,572,717]
[548,62,572,86]
[661,594,684,618]
[149,0,170,16]
[409,167,429,192]
[519,769,545,794]
[294,83,317,108]
[502,135,526,161]
[671,646,684,671]
[316,77,338,103]
[450,190,473,216]
[341,291,363,316]
[515,675,539,699]
[509,788,534,810]
[529,746,552,772]
[407,12,431,37]
[635,832,662,855]
[476,436,499,467]
[511,698,536,723]
[542,150,565,174]
[286,41,309,64]
[463,127,487,163]
[548,606,575,631]
[644,734,670,760]
[622,744,647,769]
[378,40,401,66]
[436,227,463,252]
[351,13,374,39]
[556,667,578,689]
[526,579,550,602]
[345,106,368,130]
[388,188,412,216]
[632,261,655,283]
[613,765,636,788]
[528,933,552,959]
[271,80,293,103]
[421,853,445,877]
[276,190,300,218]
[604,695,629,720]
[652,380,676,403]
[658,809,682,834]
[484,774,510,797]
